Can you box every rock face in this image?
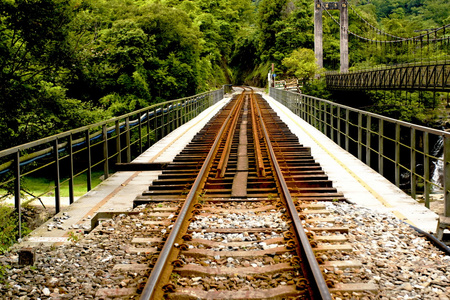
[0,202,449,299]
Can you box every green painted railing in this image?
[270,87,450,218]
[0,88,224,238]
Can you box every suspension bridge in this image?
[314,0,450,91]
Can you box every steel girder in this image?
[326,63,450,92]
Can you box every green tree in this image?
[0,0,105,149]
[257,0,288,61]
[282,48,323,84]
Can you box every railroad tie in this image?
[231,98,249,198]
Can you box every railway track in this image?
[95,90,378,299]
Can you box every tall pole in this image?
[314,0,323,71]
[340,0,349,73]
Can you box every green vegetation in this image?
[67,230,81,243]
[0,205,31,253]
[0,0,449,254]
[0,171,104,199]
[1,0,449,151]
[0,0,253,150]
[282,48,323,85]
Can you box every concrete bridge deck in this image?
[16,90,438,248]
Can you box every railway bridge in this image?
[1,86,450,299]
[312,1,450,92]
[2,1,450,297]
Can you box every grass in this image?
[1,171,104,199]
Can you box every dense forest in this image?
[1,0,449,150]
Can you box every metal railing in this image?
[0,88,224,238]
[325,62,450,92]
[270,87,450,217]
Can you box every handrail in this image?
[0,92,213,156]
[325,59,450,76]
[270,87,450,218]
[0,88,224,240]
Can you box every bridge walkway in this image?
[15,90,438,248]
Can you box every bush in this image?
[0,204,31,254]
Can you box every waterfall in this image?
[431,136,444,191]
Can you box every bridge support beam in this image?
[314,0,349,73]
[314,0,323,71]
[340,0,349,73]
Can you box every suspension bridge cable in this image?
[319,0,450,44]
[347,3,404,40]
[318,0,389,43]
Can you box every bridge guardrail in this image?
[325,61,450,92]
[0,88,224,238]
[270,87,450,218]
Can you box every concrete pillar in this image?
[340,0,349,73]
[314,0,323,71]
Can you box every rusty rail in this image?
[139,90,336,299]
[251,92,332,299]
[140,91,247,299]
[216,91,246,178]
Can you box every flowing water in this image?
[431,136,444,191]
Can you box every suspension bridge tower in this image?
[314,0,349,73]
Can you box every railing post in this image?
[176,102,180,129]
[330,104,334,142]
[424,132,430,208]
[190,98,193,122]
[410,128,417,199]
[345,110,350,151]
[378,119,384,176]
[314,99,318,128]
[68,134,74,204]
[304,97,308,123]
[181,101,186,125]
[300,95,304,119]
[53,139,61,214]
[444,135,450,217]
[311,98,315,127]
[86,130,92,191]
[154,107,159,142]
[14,151,21,239]
[116,120,121,164]
[167,105,172,134]
[146,110,151,148]
[337,107,341,147]
[366,115,371,167]
[298,94,302,116]
[138,112,143,154]
[126,118,131,163]
[395,123,401,187]
[161,106,166,138]
[317,101,322,131]
[102,124,109,180]
[357,113,363,160]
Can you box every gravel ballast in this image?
[0,202,449,299]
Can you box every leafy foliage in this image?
[282,48,323,84]
[1,0,449,150]
[1,0,256,148]
[0,204,30,254]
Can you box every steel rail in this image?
[251,93,333,299]
[139,93,246,300]
[216,91,246,178]
[250,91,266,177]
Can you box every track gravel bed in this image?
[2,92,449,299]
[1,201,449,299]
